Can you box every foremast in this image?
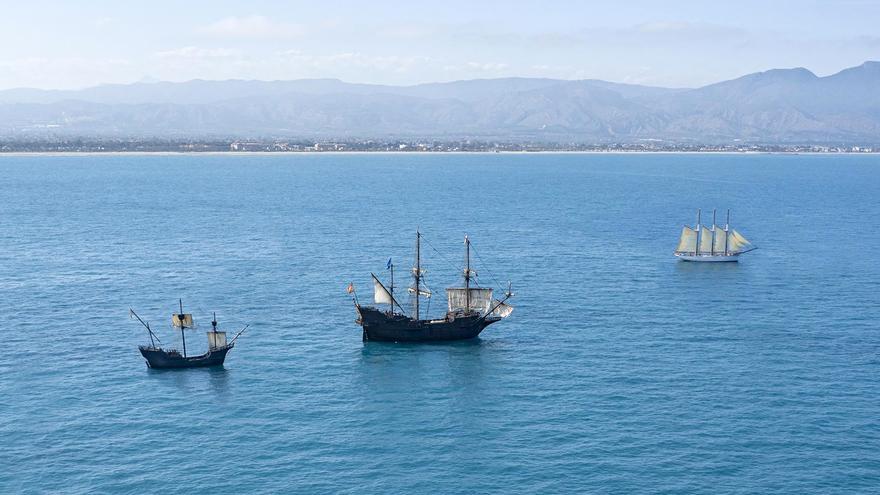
[389,261,395,314]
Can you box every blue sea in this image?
[1,153,878,494]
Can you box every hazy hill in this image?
[1,62,878,143]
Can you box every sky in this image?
[1,0,879,90]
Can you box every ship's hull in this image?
[139,344,233,369]
[675,253,740,262]
[357,306,499,342]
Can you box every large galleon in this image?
[352,232,514,342]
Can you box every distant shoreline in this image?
[0,150,877,157]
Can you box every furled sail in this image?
[713,227,728,254]
[172,314,193,328]
[446,288,493,313]
[207,331,227,350]
[699,226,713,253]
[727,229,753,254]
[675,227,697,253]
[490,300,514,318]
[408,287,432,298]
[371,274,394,305]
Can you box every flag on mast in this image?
[387,258,392,270]
[346,282,355,294]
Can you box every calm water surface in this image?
[0,153,878,494]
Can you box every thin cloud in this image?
[198,15,306,39]
[93,16,114,28]
[443,61,510,74]
[632,21,747,40]
[376,23,439,40]
[276,50,431,72]
[154,47,242,60]
[466,61,509,71]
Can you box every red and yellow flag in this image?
[346,282,354,294]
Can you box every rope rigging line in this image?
[469,242,506,293]
[420,234,463,274]
[420,232,507,293]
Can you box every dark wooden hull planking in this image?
[139,344,233,369]
[357,306,501,342]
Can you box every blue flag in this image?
[387,258,392,269]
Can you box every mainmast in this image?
[711,209,717,256]
[178,298,187,358]
[464,235,471,313]
[413,230,421,320]
[695,209,702,256]
[389,261,395,315]
[724,209,731,256]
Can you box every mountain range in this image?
[1,61,879,144]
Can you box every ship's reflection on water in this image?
[146,365,231,396]
[355,338,501,393]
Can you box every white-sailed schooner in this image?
[674,209,756,262]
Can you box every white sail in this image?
[207,331,227,350]
[171,314,193,328]
[675,226,697,253]
[699,226,713,253]
[446,288,493,313]
[727,229,753,254]
[713,227,728,254]
[490,300,514,318]
[372,274,393,305]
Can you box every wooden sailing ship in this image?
[674,209,756,262]
[130,300,248,369]
[352,232,514,342]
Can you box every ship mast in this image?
[711,209,717,256]
[414,230,421,320]
[389,261,394,315]
[724,209,730,256]
[464,235,471,313]
[695,209,702,256]
[178,298,187,358]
